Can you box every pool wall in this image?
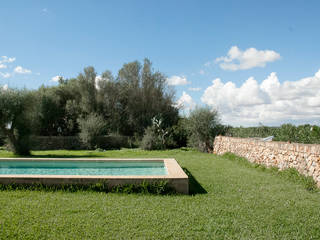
[0,158,189,194]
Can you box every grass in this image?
[0,148,320,239]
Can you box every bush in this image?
[140,117,172,150]
[77,113,107,149]
[167,119,188,148]
[227,124,320,144]
[0,180,175,194]
[140,126,164,150]
[186,107,221,152]
[227,125,278,138]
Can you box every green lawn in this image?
[0,148,320,239]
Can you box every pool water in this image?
[0,161,168,176]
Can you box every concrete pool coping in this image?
[0,158,189,194]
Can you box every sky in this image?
[1,0,320,126]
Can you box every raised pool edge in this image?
[0,158,189,194]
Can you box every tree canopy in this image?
[0,58,181,152]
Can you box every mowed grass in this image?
[0,149,320,239]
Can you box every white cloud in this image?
[0,64,7,69]
[95,75,102,89]
[167,75,190,86]
[201,69,320,126]
[0,72,10,78]
[215,46,281,71]
[51,75,62,82]
[188,87,202,92]
[0,56,16,64]
[95,74,113,88]
[204,61,212,67]
[2,84,8,90]
[176,91,196,112]
[14,66,32,74]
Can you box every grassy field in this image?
[0,148,320,239]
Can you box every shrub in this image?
[228,124,320,144]
[167,118,188,148]
[140,117,169,150]
[186,107,221,152]
[227,125,278,138]
[77,113,107,149]
[140,126,163,150]
[0,180,175,194]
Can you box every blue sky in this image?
[1,1,320,126]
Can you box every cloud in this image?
[176,91,196,112]
[14,66,32,74]
[95,75,102,89]
[0,56,16,64]
[201,69,320,126]
[41,8,48,15]
[215,46,281,71]
[0,72,10,78]
[204,61,211,67]
[0,56,15,76]
[167,75,190,86]
[188,87,202,92]
[51,75,62,82]
[199,69,205,75]
[2,84,8,90]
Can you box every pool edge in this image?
[0,158,189,194]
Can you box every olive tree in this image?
[77,113,107,149]
[0,89,35,155]
[186,107,222,152]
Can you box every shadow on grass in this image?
[182,167,207,195]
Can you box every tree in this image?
[114,58,179,136]
[77,66,97,115]
[0,89,35,155]
[36,87,64,136]
[186,107,221,152]
[96,71,122,133]
[33,82,81,136]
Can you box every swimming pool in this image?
[0,160,168,176]
[0,158,188,194]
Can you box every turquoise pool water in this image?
[0,160,168,176]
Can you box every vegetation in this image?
[141,117,169,150]
[0,180,174,195]
[0,59,182,153]
[186,107,226,152]
[0,89,36,155]
[77,113,107,149]
[0,148,319,239]
[228,124,320,144]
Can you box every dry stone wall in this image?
[213,136,320,187]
